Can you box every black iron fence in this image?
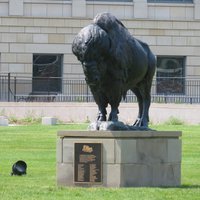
[0,73,200,104]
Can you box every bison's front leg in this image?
[108,107,119,122]
[107,84,121,122]
[88,104,107,131]
[90,87,108,122]
[97,106,107,121]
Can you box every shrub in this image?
[164,116,185,125]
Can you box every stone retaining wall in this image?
[0,102,199,124]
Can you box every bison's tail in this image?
[148,50,157,80]
[138,40,156,79]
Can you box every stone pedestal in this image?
[57,131,182,187]
[42,117,57,125]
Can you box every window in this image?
[148,0,193,3]
[32,54,63,93]
[156,56,185,95]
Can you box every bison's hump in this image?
[72,23,111,61]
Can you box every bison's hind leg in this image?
[131,84,151,128]
[131,87,146,127]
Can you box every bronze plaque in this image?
[74,143,102,184]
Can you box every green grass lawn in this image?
[0,124,199,200]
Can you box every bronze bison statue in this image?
[72,13,156,130]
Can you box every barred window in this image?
[32,54,63,93]
[156,56,185,95]
[148,0,193,3]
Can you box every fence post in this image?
[14,76,17,102]
[190,97,192,104]
[8,73,10,102]
[86,84,89,102]
[47,77,50,94]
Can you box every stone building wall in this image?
[0,0,200,94]
[0,17,200,78]
[1,0,199,20]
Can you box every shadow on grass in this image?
[179,184,200,189]
[160,184,200,189]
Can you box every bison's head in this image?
[72,24,111,86]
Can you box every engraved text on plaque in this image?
[74,143,102,184]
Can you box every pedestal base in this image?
[57,131,182,187]
[0,116,8,126]
[42,117,57,125]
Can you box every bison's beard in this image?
[84,74,100,87]
[83,60,107,87]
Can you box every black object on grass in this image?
[11,160,27,176]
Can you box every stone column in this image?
[134,0,148,19]
[194,0,200,19]
[9,0,24,16]
[72,0,86,17]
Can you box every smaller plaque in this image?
[74,143,102,184]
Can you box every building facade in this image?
[0,0,200,100]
